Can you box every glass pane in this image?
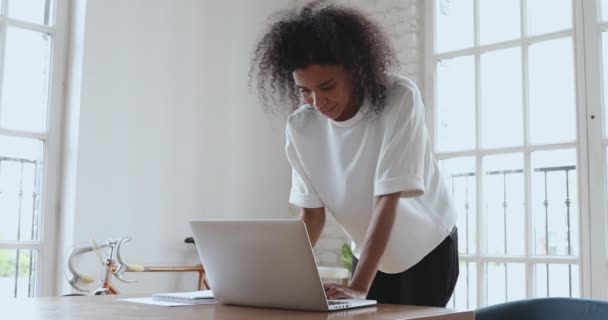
[570,263,580,297]
[529,38,576,144]
[526,0,572,36]
[603,0,608,22]
[436,56,476,152]
[448,261,477,310]
[440,157,476,255]
[486,263,525,305]
[532,149,578,256]
[1,27,52,132]
[507,263,526,301]
[481,47,523,148]
[479,0,520,45]
[486,262,506,305]
[7,0,54,25]
[483,154,525,256]
[0,136,43,241]
[603,32,608,137]
[0,249,38,298]
[535,264,579,297]
[435,0,474,53]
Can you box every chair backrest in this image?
[475,297,608,320]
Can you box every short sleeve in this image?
[374,84,427,197]
[285,123,324,208]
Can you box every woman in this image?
[250,2,459,307]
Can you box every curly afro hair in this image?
[250,1,397,114]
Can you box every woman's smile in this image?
[319,104,336,114]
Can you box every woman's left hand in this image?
[323,283,367,299]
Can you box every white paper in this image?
[119,297,217,307]
[152,289,214,300]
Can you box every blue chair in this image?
[475,297,608,320]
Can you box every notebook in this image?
[152,290,215,305]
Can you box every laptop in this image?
[189,219,377,311]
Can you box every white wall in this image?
[55,0,423,295]
[56,0,293,295]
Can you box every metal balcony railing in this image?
[448,164,578,308]
[0,156,41,298]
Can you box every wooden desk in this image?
[1,294,474,320]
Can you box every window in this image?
[427,0,608,308]
[0,0,66,298]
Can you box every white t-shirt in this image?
[285,74,457,274]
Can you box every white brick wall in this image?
[291,0,424,269]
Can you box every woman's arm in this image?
[349,192,400,293]
[324,192,400,299]
[299,207,326,247]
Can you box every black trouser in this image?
[352,227,459,307]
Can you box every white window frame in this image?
[580,0,608,299]
[0,0,69,297]
[424,0,608,303]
